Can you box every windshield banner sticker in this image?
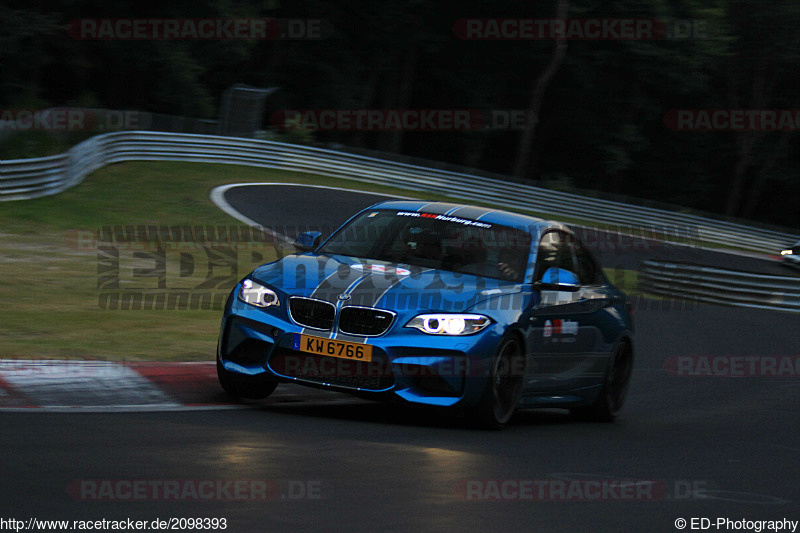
[396,211,492,229]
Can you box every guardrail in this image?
[639,261,800,312]
[1,130,797,254]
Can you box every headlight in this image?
[781,250,793,256]
[405,314,492,335]
[238,279,280,308]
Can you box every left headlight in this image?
[238,279,280,308]
[781,249,793,256]
[405,314,492,335]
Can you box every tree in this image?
[720,0,800,218]
[512,0,569,180]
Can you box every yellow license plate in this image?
[293,334,373,362]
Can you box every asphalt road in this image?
[1,184,798,532]
[3,301,800,530]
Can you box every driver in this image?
[403,226,442,260]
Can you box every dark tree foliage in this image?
[1,0,797,229]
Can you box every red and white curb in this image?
[0,360,242,412]
[0,360,358,412]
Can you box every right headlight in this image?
[238,279,280,308]
[405,314,492,335]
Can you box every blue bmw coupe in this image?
[217,200,634,428]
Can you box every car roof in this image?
[368,200,563,233]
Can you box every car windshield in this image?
[318,209,532,282]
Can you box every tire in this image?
[470,335,525,429]
[217,358,278,400]
[571,341,632,422]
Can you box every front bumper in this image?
[218,297,504,408]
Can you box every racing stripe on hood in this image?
[294,261,363,338]
[330,267,429,342]
[309,263,361,301]
[355,269,491,313]
[328,274,371,340]
[336,270,402,308]
[371,274,413,307]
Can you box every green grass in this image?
[0,161,465,361]
[0,160,668,361]
[603,267,639,294]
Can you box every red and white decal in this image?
[352,263,411,276]
[543,319,578,338]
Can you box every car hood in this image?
[251,253,524,313]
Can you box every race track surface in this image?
[1,184,798,532]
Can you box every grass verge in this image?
[0,161,471,361]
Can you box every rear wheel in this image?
[217,358,278,400]
[470,336,525,429]
[571,341,632,422]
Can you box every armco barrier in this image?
[0,131,797,255]
[639,261,800,312]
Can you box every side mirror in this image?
[293,231,322,252]
[534,267,581,292]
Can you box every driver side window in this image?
[534,230,576,281]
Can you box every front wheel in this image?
[470,336,525,429]
[571,341,632,422]
[217,358,278,400]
